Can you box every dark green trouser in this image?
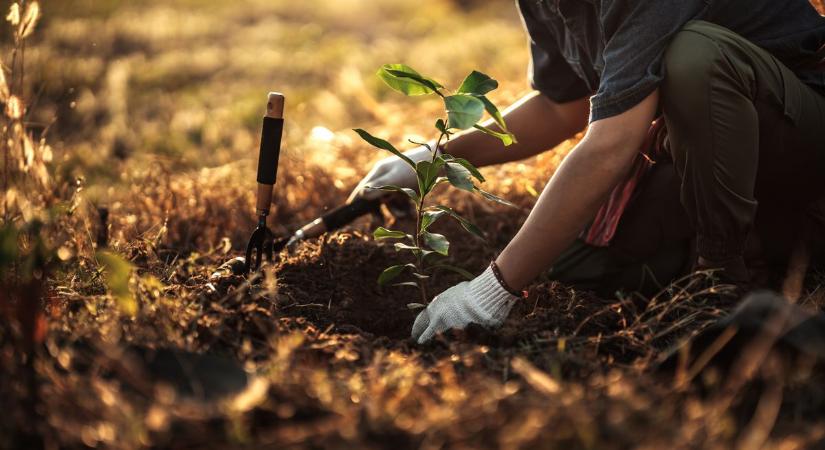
[662,21,825,262]
[550,21,825,297]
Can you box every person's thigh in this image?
[663,20,825,265]
[674,21,825,202]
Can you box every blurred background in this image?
[15,0,546,252]
[24,0,824,252]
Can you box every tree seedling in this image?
[353,64,517,308]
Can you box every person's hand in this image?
[411,265,520,344]
[348,146,434,202]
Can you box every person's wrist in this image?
[491,252,530,293]
[466,265,521,325]
[488,261,526,298]
[467,265,522,303]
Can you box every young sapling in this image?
[354,64,516,308]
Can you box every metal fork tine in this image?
[265,238,273,262]
[244,238,255,274]
[255,243,263,271]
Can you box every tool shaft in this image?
[288,197,382,247]
[321,197,382,230]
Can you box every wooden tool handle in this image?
[266,92,285,119]
[256,92,285,216]
[255,183,275,216]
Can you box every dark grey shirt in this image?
[518,0,825,122]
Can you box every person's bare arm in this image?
[348,91,589,202]
[495,91,660,290]
[444,92,589,167]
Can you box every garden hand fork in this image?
[244,92,285,274]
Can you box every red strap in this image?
[582,39,825,248]
[581,117,667,247]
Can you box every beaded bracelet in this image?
[489,261,527,298]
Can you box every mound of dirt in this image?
[199,229,730,379]
[275,232,419,339]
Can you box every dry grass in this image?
[2,1,825,448]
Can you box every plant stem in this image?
[413,195,427,304]
[412,129,447,304]
[431,130,446,163]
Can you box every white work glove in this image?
[348,145,435,202]
[411,265,520,344]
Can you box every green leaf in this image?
[377,64,442,96]
[353,129,416,168]
[444,95,485,130]
[374,227,407,240]
[394,243,420,252]
[474,187,517,207]
[421,209,447,230]
[473,124,515,147]
[447,157,485,183]
[430,205,485,240]
[432,176,450,188]
[96,250,137,316]
[393,282,421,288]
[423,231,449,256]
[407,139,432,150]
[407,303,427,310]
[378,264,407,285]
[445,162,474,192]
[370,185,419,203]
[411,272,430,280]
[394,243,435,260]
[457,71,499,96]
[416,158,445,194]
[435,119,449,135]
[477,96,509,131]
[432,264,475,280]
[384,70,441,91]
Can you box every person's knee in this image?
[662,22,752,165]
[662,22,728,103]
[662,26,725,165]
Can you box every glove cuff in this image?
[467,266,519,321]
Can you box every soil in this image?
[4,211,824,449]
[200,222,734,376]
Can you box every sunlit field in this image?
[3,0,825,448]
